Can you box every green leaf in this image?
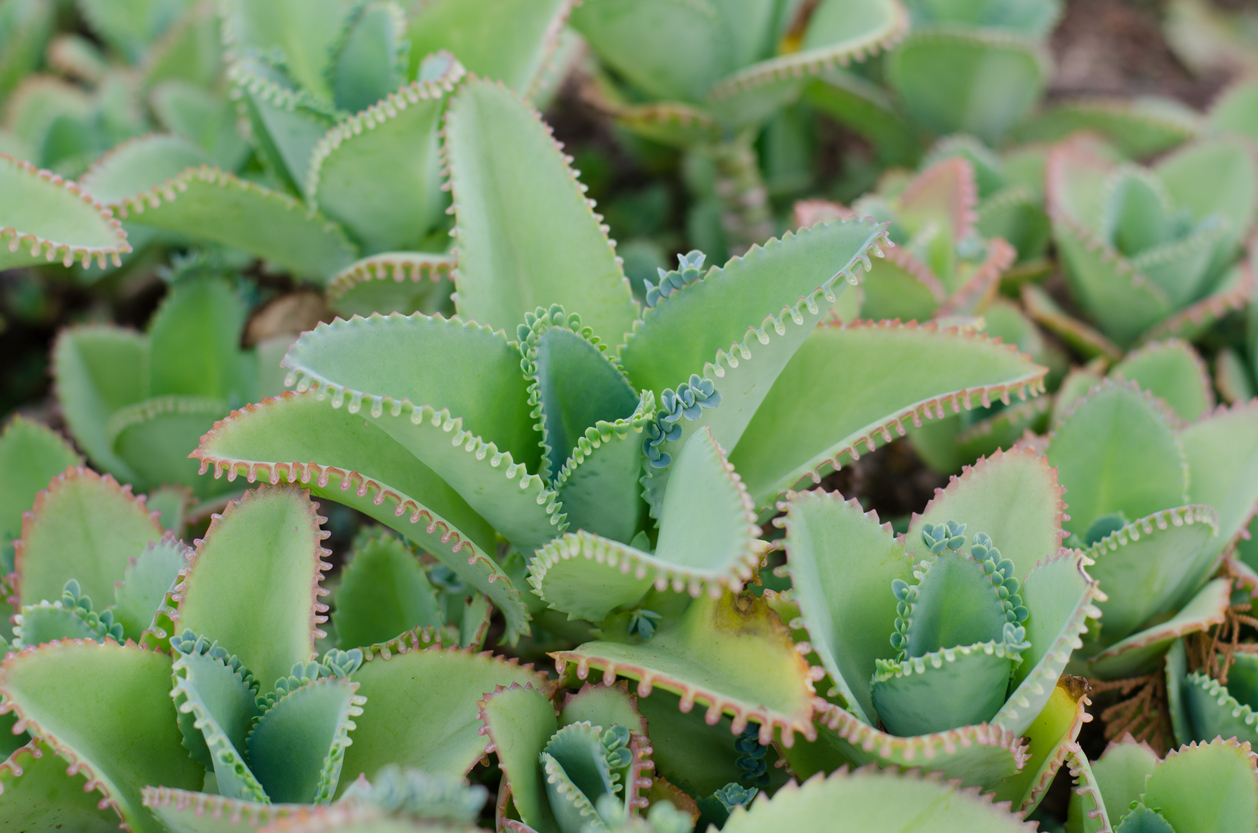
[871,641,1018,736]
[552,592,818,745]
[720,763,1037,832]
[705,0,909,128]
[78,134,210,205]
[329,2,407,113]
[15,467,162,607]
[229,59,336,193]
[857,248,946,322]
[106,166,359,282]
[142,3,223,88]
[333,532,444,649]
[0,154,130,270]
[190,392,530,643]
[1141,738,1258,833]
[0,641,205,833]
[732,321,1048,507]
[113,534,191,641]
[309,62,464,253]
[248,676,365,803]
[1065,742,1113,833]
[1084,505,1218,646]
[141,789,303,833]
[1045,380,1188,539]
[570,0,733,104]
[885,27,1049,144]
[337,646,551,788]
[1085,578,1230,679]
[326,253,456,318]
[1179,398,1258,567]
[107,395,233,496]
[1157,136,1258,280]
[530,427,764,620]
[282,314,563,548]
[173,488,326,693]
[0,417,81,571]
[147,274,253,402]
[805,70,922,166]
[559,681,648,733]
[1181,668,1258,749]
[170,632,266,802]
[0,740,122,833]
[218,0,351,100]
[991,677,1090,812]
[77,0,192,63]
[478,684,558,830]
[407,0,572,95]
[1013,98,1200,158]
[444,77,639,342]
[0,0,54,103]
[778,490,913,725]
[1111,339,1215,422]
[53,326,149,481]
[908,447,1066,580]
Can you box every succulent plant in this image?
[1065,736,1258,832]
[1037,134,1257,354]
[52,263,292,501]
[774,447,1099,808]
[807,0,1059,166]
[1024,382,1258,681]
[0,483,548,832]
[573,0,909,250]
[192,77,1049,646]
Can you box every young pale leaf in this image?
[147,275,253,401]
[218,0,351,100]
[107,395,232,496]
[0,154,130,270]
[0,418,81,570]
[113,535,191,641]
[478,684,559,830]
[0,641,205,833]
[15,467,162,607]
[444,78,639,342]
[333,533,444,650]
[173,488,327,694]
[326,252,455,318]
[1110,339,1214,422]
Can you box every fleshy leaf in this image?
[0,740,122,833]
[732,320,1048,508]
[1179,400,1258,568]
[53,326,149,481]
[1141,738,1258,832]
[15,467,162,607]
[107,395,233,496]
[248,676,365,803]
[720,763,1038,832]
[992,676,1091,812]
[326,252,456,318]
[77,134,210,205]
[885,28,1049,144]
[1014,97,1200,158]
[478,684,559,831]
[141,788,303,833]
[328,2,407,113]
[190,392,530,643]
[105,166,358,282]
[0,417,81,571]
[0,641,205,833]
[218,0,350,99]
[777,490,912,725]
[0,154,130,270]
[172,488,327,694]
[338,646,552,787]
[552,591,818,746]
[113,534,191,641]
[1045,380,1188,539]
[407,0,572,95]
[309,61,465,253]
[444,78,639,342]
[530,427,763,620]
[1110,340,1214,423]
[281,314,562,549]
[332,532,444,650]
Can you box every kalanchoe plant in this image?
[64,0,576,292]
[53,262,291,501]
[1030,382,1258,681]
[1037,134,1258,354]
[1065,736,1258,832]
[776,448,1100,808]
[1164,630,1258,751]
[0,484,548,833]
[573,0,909,251]
[192,77,1049,646]
[808,0,1059,165]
